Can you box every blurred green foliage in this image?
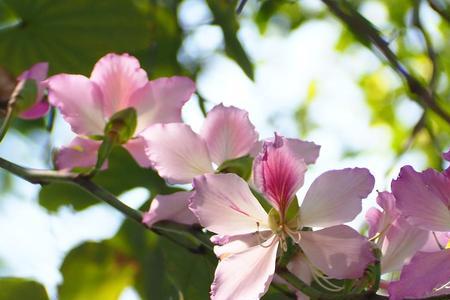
[0,277,49,300]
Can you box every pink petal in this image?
[190,173,270,236]
[19,100,50,120]
[392,166,450,232]
[211,235,278,300]
[365,192,399,239]
[213,233,263,259]
[200,104,259,166]
[142,191,197,227]
[443,149,450,162]
[129,76,195,134]
[287,254,313,300]
[380,217,429,274]
[122,136,152,167]
[17,62,49,119]
[90,53,148,117]
[421,232,450,252]
[253,134,307,215]
[300,168,374,228]
[47,74,105,135]
[298,225,375,279]
[141,123,213,184]
[55,137,104,170]
[284,138,320,165]
[388,250,450,300]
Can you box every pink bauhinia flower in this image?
[387,163,450,299]
[140,104,261,227]
[189,134,375,299]
[14,62,50,119]
[365,192,429,274]
[46,53,195,170]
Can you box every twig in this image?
[321,0,450,125]
[427,0,450,22]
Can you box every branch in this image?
[321,0,450,125]
[0,156,211,250]
[427,0,450,22]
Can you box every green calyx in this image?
[12,79,38,113]
[104,107,137,144]
[216,155,253,181]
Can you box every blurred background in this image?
[0,0,449,299]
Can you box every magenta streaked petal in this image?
[141,123,214,184]
[300,168,374,228]
[90,53,148,117]
[365,207,383,239]
[392,166,450,232]
[211,235,278,300]
[142,191,197,228]
[19,100,50,119]
[55,137,104,170]
[129,76,195,134]
[443,149,450,162]
[47,74,105,135]
[421,232,450,252]
[17,62,48,82]
[388,250,450,300]
[190,173,269,236]
[200,104,259,166]
[122,136,152,167]
[365,192,399,239]
[253,134,307,214]
[298,225,375,279]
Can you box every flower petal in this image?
[129,76,195,134]
[190,173,270,236]
[298,225,375,279]
[443,149,450,162]
[392,166,450,232]
[253,134,307,214]
[55,137,104,170]
[47,74,105,135]
[17,62,49,119]
[142,191,197,227]
[284,138,320,165]
[300,168,374,228]
[90,53,148,117]
[211,235,278,300]
[200,104,259,166]
[122,136,152,167]
[380,217,429,274]
[141,123,213,184]
[213,233,263,259]
[19,101,50,120]
[388,250,450,300]
[366,192,399,239]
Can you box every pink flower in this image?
[391,166,450,232]
[47,53,195,169]
[365,192,429,274]
[141,104,260,228]
[189,134,375,299]
[15,62,49,119]
[386,164,450,299]
[388,250,450,300]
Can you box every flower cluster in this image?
[11,54,450,300]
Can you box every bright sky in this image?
[0,1,438,299]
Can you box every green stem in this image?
[0,103,15,142]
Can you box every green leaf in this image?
[0,0,150,76]
[161,238,216,299]
[0,277,49,300]
[39,146,179,212]
[206,0,254,80]
[58,242,136,300]
[217,155,253,181]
